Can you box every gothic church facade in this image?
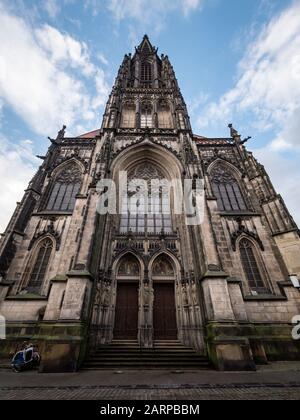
[1,36,300,371]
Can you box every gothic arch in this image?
[207,158,243,180]
[157,99,173,129]
[112,252,144,281]
[111,141,183,181]
[149,251,181,280]
[112,144,183,236]
[208,159,248,212]
[121,101,136,128]
[236,235,271,294]
[20,235,55,294]
[51,156,86,178]
[231,222,264,252]
[43,159,84,212]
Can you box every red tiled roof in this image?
[79,129,101,138]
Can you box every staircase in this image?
[82,340,210,370]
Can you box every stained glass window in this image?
[141,61,152,86]
[120,163,172,235]
[141,103,153,128]
[121,104,136,128]
[27,238,53,292]
[158,102,173,128]
[211,164,247,211]
[46,163,82,212]
[240,239,267,293]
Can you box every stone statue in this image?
[228,123,239,138]
[191,280,198,306]
[56,125,66,141]
[100,283,111,306]
[143,283,153,306]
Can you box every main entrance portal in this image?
[114,282,139,339]
[153,283,177,340]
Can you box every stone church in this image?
[1,36,300,372]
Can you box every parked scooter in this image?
[11,342,41,373]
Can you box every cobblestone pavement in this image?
[1,385,300,400]
[1,362,300,400]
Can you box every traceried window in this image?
[109,110,116,128]
[27,238,53,293]
[239,239,268,294]
[46,163,82,212]
[178,112,186,130]
[158,102,173,129]
[121,104,136,128]
[211,164,247,212]
[140,103,153,128]
[120,163,172,235]
[141,60,152,87]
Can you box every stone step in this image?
[82,340,210,370]
[88,356,208,361]
[83,361,210,367]
[94,347,197,352]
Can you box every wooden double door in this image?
[114,282,139,339]
[114,281,177,340]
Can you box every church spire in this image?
[136,34,157,55]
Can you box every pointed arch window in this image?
[119,163,172,235]
[27,238,53,293]
[141,60,152,87]
[46,163,82,212]
[141,103,153,128]
[158,101,173,129]
[178,112,186,130]
[211,164,247,212]
[239,239,268,294]
[121,103,136,128]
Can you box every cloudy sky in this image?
[0,0,299,231]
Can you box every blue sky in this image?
[0,0,300,230]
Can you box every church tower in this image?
[1,36,300,372]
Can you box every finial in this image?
[228,123,239,138]
[56,125,66,141]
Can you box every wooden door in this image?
[114,283,138,339]
[153,283,177,340]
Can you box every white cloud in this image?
[254,145,300,226]
[0,136,38,232]
[86,0,203,31]
[198,2,300,150]
[43,0,61,19]
[36,24,95,76]
[0,5,109,137]
[195,2,300,226]
[106,0,203,22]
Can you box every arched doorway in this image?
[114,254,140,339]
[152,254,177,340]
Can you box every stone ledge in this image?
[272,228,298,237]
[67,270,95,281]
[201,270,228,281]
[0,281,15,287]
[244,295,287,302]
[50,274,68,283]
[5,293,48,301]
